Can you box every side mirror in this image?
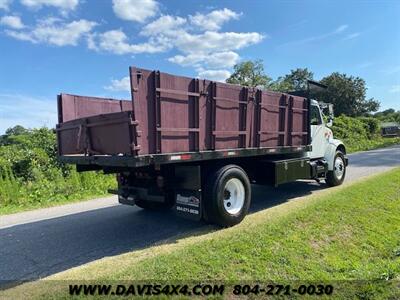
[326,104,334,127]
[328,104,334,118]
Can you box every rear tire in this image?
[326,150,346,187]
[204,165,251,227]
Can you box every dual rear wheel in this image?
[203,165,251,227]
[135,164,251,228]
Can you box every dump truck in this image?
[57,66,348,227]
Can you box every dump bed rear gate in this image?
[57,66,310,165]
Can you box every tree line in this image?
[226,60,385,117]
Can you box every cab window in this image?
[310,105,322,125]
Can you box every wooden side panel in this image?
[157,72,198,153]
[258,91,288,148]
[130,67,154,155]
[58,94,131,123]
[211,82,248,150]
[57,111,134,155]
[130,67,207,155]
[57,66,310,157]
[288,95,308,146]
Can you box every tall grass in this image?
[0,127,116,214]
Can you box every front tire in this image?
[326,150,346,187]
[204,165,251,227]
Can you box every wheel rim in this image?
[223,178,245,215]
[334,156,345,180]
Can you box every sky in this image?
[0,0,399,134]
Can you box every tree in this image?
[373,109,400,123]
[5,125,28,136]
[316,72,380,116]
[226,60,272,89]
[1,125,28,146]
[270,68,314,92]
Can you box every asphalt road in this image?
[1,145,399,284]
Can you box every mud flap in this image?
[175,189,202,221]
[173,165,202,221]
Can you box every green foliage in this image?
[0,126,115,214]
[317,72,380,116]
[226,60,272,89]
[226,61,381,117]
[374,109,400,123]
[331,115,399,152]
[270,68,314,92]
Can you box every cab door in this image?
[309,104,328,159]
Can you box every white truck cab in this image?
[308,100,348,186]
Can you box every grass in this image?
[3,168,399,299]
[0,172,116,216]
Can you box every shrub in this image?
[331,115,399,153]
[0,127,115,212]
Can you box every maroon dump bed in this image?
[57,66,310,165]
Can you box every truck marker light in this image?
[170,155,181,161]
[170,154,192,161]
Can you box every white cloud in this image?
[4,29,35,42]
[0,0,12,10]
[20,0,79,12]
[169,51,239,69]
[112,0,159,23]
[96,29,169,54]
[141,15,186,36]
[98,8,263,85]
[389,85,400,93]
[197,69,231,82]
[190,8,241,31]
[280,24,349,47]
[0,15,25,29]
[205,51,240,68]
[381,65,400,75]
[133,9,262,75]
[0,93,57,134]
[2,5,263,87]
[174,31,264,55]
[104,76,131,92]
[102,7,264,88]
[140,14,264,57]
[5,18,97,46]
[357,62,373,69]
[333,24,348,34]
[343,32,360,41]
